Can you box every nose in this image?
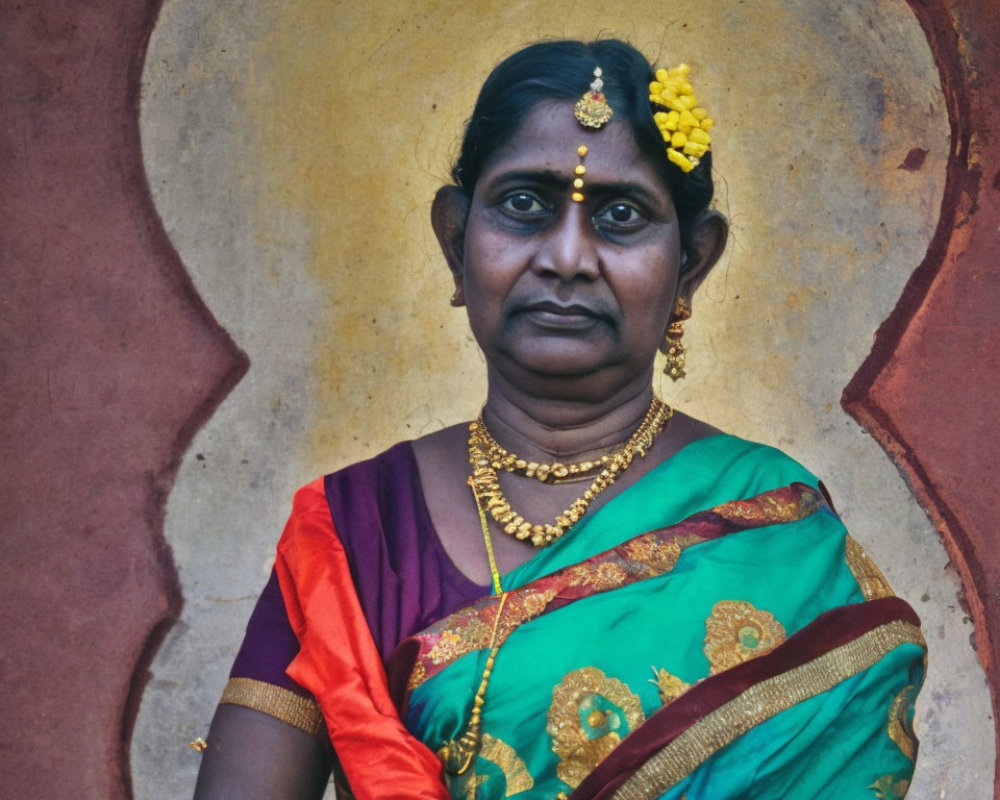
[531,205,600,281]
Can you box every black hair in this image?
[451,39,714,253]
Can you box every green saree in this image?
[395,435,925,799]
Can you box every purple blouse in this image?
[229,441,490,693]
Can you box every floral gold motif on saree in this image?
[566,561,630,590]
[704,601,787,674]
[649,666,692,706]
[869,774,910,799]
[477,733,535,796]
[846,535,895,601]
[417,587,558,682]
[427,618,492,665]
[428,627,478,666]
[712,488,823,526]
[887,684,918,762]
[547,667,645,789]
[406,484,826,691]
[620,537,685,573]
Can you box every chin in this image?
[503,343,609,378]
[495,348,648,401]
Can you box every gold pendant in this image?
[441,728,479,775]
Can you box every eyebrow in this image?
[488,169,665,206]
[489,169,569,189]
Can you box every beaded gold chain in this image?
[442,401,671,775]
[439,480,507,777]
[470,417,611,484]
[468,397,673,547]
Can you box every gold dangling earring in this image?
[663,297,691,381]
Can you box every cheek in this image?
[460,235,508,330]
[611,252,680,312]
[462,228,527,299]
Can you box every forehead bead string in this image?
[572,145,587,203]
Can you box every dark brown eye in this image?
[501,192,547,217]
[609,204,636,222]
[596,202,644,229]
[510,193,535,211]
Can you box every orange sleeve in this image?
[274,478,449,799]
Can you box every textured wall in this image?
[0,2,247,798]
[844,0,1000,792]
[2,0,998,798]
[130,1,991,798]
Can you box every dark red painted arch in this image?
[0,1,247,797]
[844,0,1000,792]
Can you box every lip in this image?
[519,300,605,329]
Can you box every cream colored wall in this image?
[132,1,992,796]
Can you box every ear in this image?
[676,210,729,305]
[431,186,470,306]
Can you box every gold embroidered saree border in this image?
[609,620,925,800]
[407,483,826,690]
[845,535,895,600]
[220,677,324,737]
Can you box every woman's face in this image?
[453,100,685,400]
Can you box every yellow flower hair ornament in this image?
[649,63,713,173]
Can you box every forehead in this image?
[477,100,666,189]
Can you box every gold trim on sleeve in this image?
[610,620,925,800]
[845,535,895,601]
[220,677,324,737]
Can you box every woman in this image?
[194,40,925,799]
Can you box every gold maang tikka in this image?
[573,66,613,128]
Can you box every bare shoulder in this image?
[411,421,469,461]
[410,421,496,585]
[410,422,475,513]
[662,409,724,453]
[413,422,469,452]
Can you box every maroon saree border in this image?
[570,596,922,800]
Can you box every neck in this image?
[481,371,656,462]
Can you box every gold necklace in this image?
[471,420,611,484]
[468,397,673,547]
[440,479,506,777]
